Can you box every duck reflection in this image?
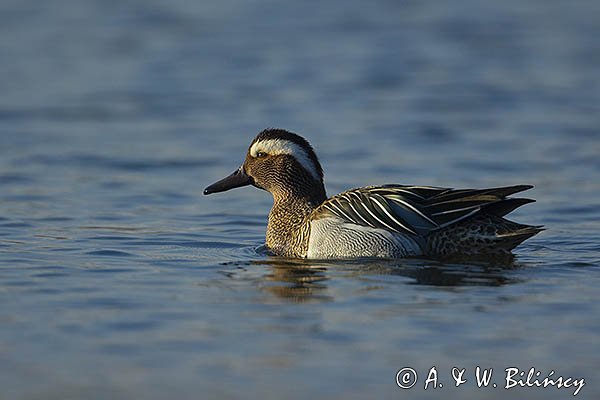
[240,254,522,302]
[260,259,331,303]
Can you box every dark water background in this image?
[1,0,599,399]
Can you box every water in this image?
[1,0,599,398]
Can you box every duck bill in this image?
[204,167,252,195]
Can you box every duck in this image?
[204,128,543,259]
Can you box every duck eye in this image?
[256,151,267,158]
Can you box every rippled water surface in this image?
[1,0,599,399]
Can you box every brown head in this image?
[204,129,327,205]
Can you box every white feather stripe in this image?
[386,195,438,226]
[345,198,374,227]
[347,191,382,227]
[430,204,482,216]
[357,197,405,234]
[392,189,426,199]
[324,202,354,222]
[437,208,480,228]
[326,192,418,235]
[249,139,320,180]
[370,187,427,200]
[370,196,417,235]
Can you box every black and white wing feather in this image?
[313,184,535,237]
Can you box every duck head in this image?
[204,129,326,204]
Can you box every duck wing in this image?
[312,184,535,237]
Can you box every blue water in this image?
[1,0,599,399]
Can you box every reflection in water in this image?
[224,256,525,302]
[263,263,331,302]
[222,258,332,302]
[391,263,520,286]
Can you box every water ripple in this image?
[85,250,136,257]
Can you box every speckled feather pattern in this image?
[266,199,313,258]
[425,214,543,256]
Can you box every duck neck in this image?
[266,183,326,258]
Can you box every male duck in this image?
[204,129,542,259]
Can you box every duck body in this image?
[204,129,542,259]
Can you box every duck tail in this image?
[426,215,544,257]
[495,224,545,251]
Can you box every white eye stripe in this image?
[250,139,320,180]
